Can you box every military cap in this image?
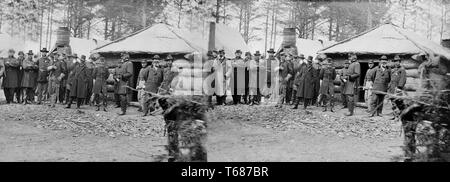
[166,55,174,60]
[18,51,25,56]
[27,50,34,55]
[218,49,225,54]
[153,55,161,59]
[298,54,305,59]
[393,55,401,61]
[254,51,261,56]
[380,55,387,60]
[245,52,252,57]
[235,50,242,54]
[369,60,375,64]
[267,48,276,54]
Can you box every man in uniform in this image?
[363,59,377,112]
[2,49,21,104]
[369,56,391,117]
[388,55,407,120]
[284,53,295,105]
[291,54,305,104]
[115,53,134,115]
[66,54,89,109]
[311,56,321,106]
[159,55,176,95]
[230,50,246,104]
[16,51,25,103]
[92,57,110,112]
[142,55,164,116]
[48,53,67,107]
[275,53,292,108]
[84,55,95,105]
[65,54,79,104]
[343,53,361,116]
[137,59,149,112]
[113,61,122,108]
[319,58,336,112]
[21,50,39,104]
[292,55,315,110]
[36,48,51,105]
[339,62,350,109]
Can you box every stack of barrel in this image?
[54,27,72,55]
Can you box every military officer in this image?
[230,50,246,104]
[364,59,377,112]
[274,53,292,108]
[92,57,110,112]
[142,55,164,116]
[343,53,361,116]
[159,54,176,95]
[369,56,391,117]
[137,59,149,112]
[339,62,350,109]
[293,55,315,110]
[21,50,39,104]
[66,54,89,109]
[48,52,67,107]
[2,49,21,104]
[319,58,336,112]
[116,53,134,115]
[36,48,51,105]
[388,55,407,120]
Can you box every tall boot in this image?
[292,97,299,109]
[330,97,335,112]
[118,95,127,115]
[66,97,73,108]
[345,100,354,116]
[76,98,82,109]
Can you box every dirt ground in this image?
[0,101,404,162]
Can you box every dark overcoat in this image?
[294,64,315,99]
[37,57,51,83]
[69,63,89,98]
[371,67,391,93]
[343,61,361,95]
[116,61,133,95]
[92,65,110,94]
[143,66,164,93]
[1,57,21,88]
[388,67,406,94]
[319,67,336,95]
[21,58,39,88]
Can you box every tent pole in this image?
[208,22,216,51]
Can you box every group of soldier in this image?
[0,48,111,112]
[205,48,407,118]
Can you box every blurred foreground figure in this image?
[158,96,208,162]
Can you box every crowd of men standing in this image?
[1,46,407,119]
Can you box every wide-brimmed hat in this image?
[235,50,242,54]
[166,55,173,60]
[218,49,225,54]
[380,55,387,60]
[27,50,34,55]
[369,60,375,64]
[254,51,261,56]
[267,48,276,54]
[69,54,78,58]
[18,51,25,55]
[298,54,305,59]
[40,48,49,53]
[153,55,160,59]
[322,58,332,65]
[245,52,252,57]
[393,55,401,61]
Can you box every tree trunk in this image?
[264,7,269,53]
[142,0,147,28]
[238,3,243,33]
[367,0,372,29]
[177,0,183,28]
[216,0,220,23]
[104,18,109,40]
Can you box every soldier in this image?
[343,53,361,116]
[292,55,315,110]
[142,55,164,116]
[364,59,377,112]
[36,48,51,105]
[388,55,407,120]
[275,53,293,108]
[339,62,350,109]
[115,53,133,115]
[284,53,295,105]
[16,51,25,103]
[369,56,391,117]
[48,53,67,107]
[230,50,246,104]
[66,54,89,109]
[291,54,305,105]
[212,49,231,106]
[159,54,176,95]
[21,50,39,104]
[92,57,110,112]
[319,58,336,112]
[137,59,149,112]
[1,49,21,104]
[65,54,79,104]
[112,61,122,108]
[84,55,95,105]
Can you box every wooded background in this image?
[0,0,449,51]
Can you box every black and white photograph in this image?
[0,0,449,165]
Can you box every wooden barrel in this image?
[55,27,70,46]
[282,28,296,48]
[441,39,450,49]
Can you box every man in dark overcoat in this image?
[66,55,89,109]
[319,58,336,112]
[230,50,246,104]
[16,51,25,103]
[36,48,51,105]
[21,50,39,104]
[48,53,67,107]
[92,57,110,111]
[369,56,391,117]
[116,53,134,115]
[274,53,292,108]
[141,55,164,116]
[343,53,361,116]
[293,57,315,109]
[1,49,21,104]
[159,54,176,95]
[388,55,407,120]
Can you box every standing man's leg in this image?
[345,94,355,116]
[4,88,12,103]
[36,83,43,104]
[119,94,128,115]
